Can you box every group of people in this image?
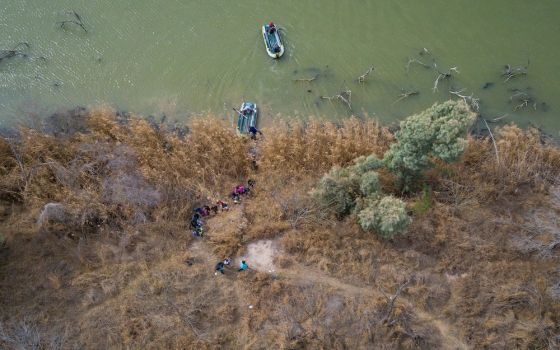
[190,200,229,237]
[190,179,255,237]
[215,258,249,275]
[188,180,256,275]
[231,179,255,204]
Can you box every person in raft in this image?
[241,105,253,116]
[238,260,248,272]
[268,22,276,34]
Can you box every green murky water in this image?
[1,0,559,132]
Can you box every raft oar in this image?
[232,107,244,117]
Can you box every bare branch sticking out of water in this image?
[433,67,459,93]
[293,74,318,83]
[509,89,536,111]
[405,57,430,72]
[502,61,528,82]
[392,89,419,105]
[357,66,375,83]
[321,89,352,110]
[58,10,87,33]
[490,114,509,122]
[449,88,480,112]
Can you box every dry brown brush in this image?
[1,108,560,349]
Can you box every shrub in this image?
[360,171,380,198]
[383,100,476,191]
[312,166,360,217]
[351,155,384,175]
[358,196,410,238]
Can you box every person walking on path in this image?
[215,261,225,275]
[238,260,248,272]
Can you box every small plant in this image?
[412,185,432,215]
[358,196,410,239]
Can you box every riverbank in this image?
[1,105,559,348]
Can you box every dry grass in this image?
[1,108,559,349]
[259,117,393,176]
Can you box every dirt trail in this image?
[195,204,470,350]
[277,264,469,350]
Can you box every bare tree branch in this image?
[392,89,419,105]
[380,277,413,325]
[357,66,375,83]
[449,88,480,111]
[321,88,352,110]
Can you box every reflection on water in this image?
[1,0,559,133]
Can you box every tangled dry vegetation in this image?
[0,107,559,349]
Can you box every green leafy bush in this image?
[312,166,360,217]
[360,171,380,197]
[383,100,476,190]
[351,155,384,175]
[358,196,410,238]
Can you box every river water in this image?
[1,1,559,133]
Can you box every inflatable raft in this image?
[262,23,284,58]
[236,102,258,134]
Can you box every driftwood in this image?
[405,57,430,72]
[502,61,528,82]
[392,89,419,104]
[405,48,432,72]
[433,66,459,93]
[357,66,375,83]
[58,10,87,33]
[449,88,480,111]
[509,89,536,111]
[490,114,509,122]
[321,89,352,110]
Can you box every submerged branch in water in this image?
[58,10,87,33]
[449,88,480,112]
[392,89,419,104]
[502,61,528,82]
[0,42,30,63]
[321,88,352,110]
[432,67,459,93]
[356,66,375,83]
[293,74,318,83]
